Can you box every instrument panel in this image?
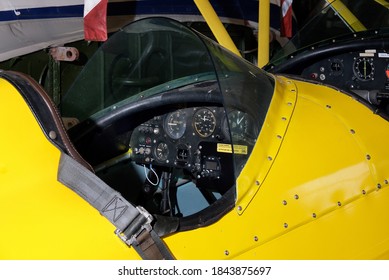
[301,49,389,102]
[129,106,258,182]
[130,106,228,179]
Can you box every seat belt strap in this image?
[130,228,176,260]
[58,153,174,260]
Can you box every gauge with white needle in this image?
[155,142,169,161]
[230,110,247,136]
[164,110,186,139]
[222,109,258,141]
[193,108,216,137]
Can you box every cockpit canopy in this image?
[61,17,274,227]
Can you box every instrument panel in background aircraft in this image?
[301,50,389,105]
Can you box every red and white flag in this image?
[84,0,108,41]
[280,0,293,38]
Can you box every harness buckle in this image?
[115,206,153,246]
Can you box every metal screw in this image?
[267,156,273,161]
[337,201,342,207]
[49,131,57,140]
[224,250,229,256]
[284,223,288,228]
[350,129,355,134]
[362,190,366,195]
[294,194,299,200]
[237,206,243,211]
[282,200,287,205]
[366,154,371,160]
[254,236,258,242]
[255,180,260,186]
[377,184,382,189]
[312,213,317,218]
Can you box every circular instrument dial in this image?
[193,108,216,137]
[353,57,374,81]
[230,110,248,137]
[164,110,186,139]
[155,142,169,161]
[222,110,258,141]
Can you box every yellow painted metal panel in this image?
[163,77,389,259]
[236,76,297,213]
[0,78,138,259]
[237,187,389,259]
[2,72,389,260]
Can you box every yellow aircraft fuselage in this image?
[163,75,389,259]
[1,72,389,259]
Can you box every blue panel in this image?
[0,5,83,22]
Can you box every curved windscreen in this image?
[62,17,274,178]
[61,17,274,225]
